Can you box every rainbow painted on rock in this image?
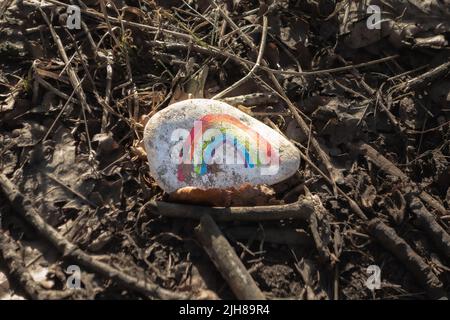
[177,114,279,182]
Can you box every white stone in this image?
[143,99,300,193]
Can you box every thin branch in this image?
[213,15,268,99]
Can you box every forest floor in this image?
[0,0,449,300]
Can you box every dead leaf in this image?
[93,132,119,155]
[0,78,23,113]
[168,183,279,207]
[384,190,406,225]
[14,127,97,225]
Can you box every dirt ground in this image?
[0,0,449,300]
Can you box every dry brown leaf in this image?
[168,183,280,207]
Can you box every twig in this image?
[402,60,450,91]
[212,15,268,99]
[291,143,368,220]
[0,231,75,300]
[0,0,14,18]
[214,4,256,49]
[38,6,94,156]
[368,218,447,299]
[98,0,120,46]
[336,55,404,133]
[40,76,86,143]
[79,20,97,55]
[212,8,340,195]
[148,39,253,68]
[195,214,266,299]
[263,119,367,220]
[0,173,189,299]
[269,71,340,195]
[147,42,397,77]
[34,74,78,103]
[221,93,279,106]
[105,50,113,105]
[146,198,333,264]
[40,0,397,77]
[309,212,334,264]
[101,50,114,132]
[41,171,98,208]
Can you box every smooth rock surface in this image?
[143,99,300,192]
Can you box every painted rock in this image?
[143,99,300,192]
